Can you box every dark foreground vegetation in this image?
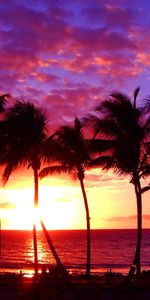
[1,271,150,300]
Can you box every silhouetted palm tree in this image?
[2,100,64,275]
[40,118,96,277]
[86,88,150,275]
[40,118,112,277]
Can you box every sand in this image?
[0,272,150,299]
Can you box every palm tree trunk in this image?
[127,174,142,278]
[79,178,91,277]
[33,167,65,275]
[33,167,39,275]
[132,178,142,276]
[40,220,66,274]
[33,223,38,275]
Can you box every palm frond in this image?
[96,119,122,139]
[2,100,47,183]
[55,118,84,149]
[140,164,150,177]
[42,136,63,163]
[81,113,96,127]
[95,98,141,140]
[95,92,132,115]
[0,94,9,112]
[87,89,150,179]
[87,155,114,170]
[134,87,140,108]
[2,164,13,185]
[1,157,24,184]
[141,185,150,194]
[83,114,103,138]
[140,95,150,113]
[74,117,82,133]
[39,165,72,179]
[88,139,116,154]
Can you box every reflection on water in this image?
[25,231,54,266]
[1,229,150,275]
[25,235,34,262]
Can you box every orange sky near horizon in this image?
[1,1,150,230]
[0,167,150,230]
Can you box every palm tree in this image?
[40,118,96,277]
[2,100,65,275]
[40,118,112,277]
[86,88,150,276]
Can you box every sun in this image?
[0,185,80,230]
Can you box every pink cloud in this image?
[40,85,104,133]
[31,72,59,83]
[0,0,150,127]
[136,53,150,67]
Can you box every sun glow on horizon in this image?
[1,171,150,230]
[0,185,82,230]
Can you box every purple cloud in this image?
[0,0,150,128]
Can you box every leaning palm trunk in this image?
[40,220,66,274]
[33,168,65,275]
[79,178,91,277]
[132,178,142,275]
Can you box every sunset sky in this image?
[0,0,150,230]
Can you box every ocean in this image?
[0,229,150,275]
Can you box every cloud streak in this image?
[1,202,16,209]
[107,215,150,222]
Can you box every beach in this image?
[1,271,150,300]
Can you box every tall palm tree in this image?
[2,100,64,275]
[40,118,112,277]
[86,88,150,275]
[40,118,95,277]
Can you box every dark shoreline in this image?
[1,271,150,299]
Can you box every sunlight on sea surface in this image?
[0,229,150,275]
